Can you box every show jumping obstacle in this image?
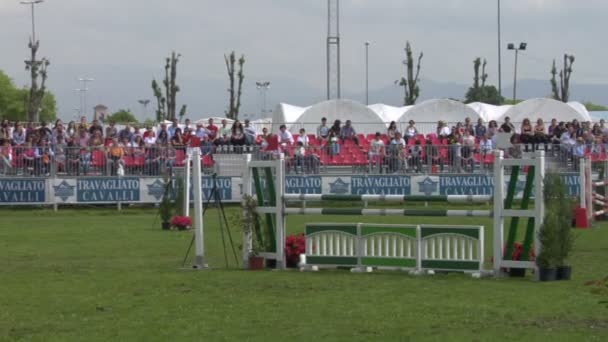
[242,150,546,276]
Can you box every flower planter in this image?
[249,256,265,270]
[538,267,557,282]
[161,221,171,230]
[556,265,572,280]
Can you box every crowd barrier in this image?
[0,172,581,206]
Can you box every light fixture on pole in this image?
[365,41,370,105]
[77,77,94,118]
[20,0,44,43]
[138,99,150,120]
[256,81,270,117]
[507,42,527,102]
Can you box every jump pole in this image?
[191,149,208,270]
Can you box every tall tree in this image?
[464,58,503,105]
[25,35,50,123]
[106,109,138,124]
[396,41,423,105]
[550,54,575,102]
[225,51,245,120]
[151,51,186,122]
[0,70,56,122]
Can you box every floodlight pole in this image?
[497,0,502,100]
[508,42,527,102]
[365,41,370,105]
[256,81,270,117]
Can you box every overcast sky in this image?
[1,0,606,121]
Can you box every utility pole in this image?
[365,41,370,105]
[326,0,341,100]
[77,78,94,119]
[497,0,502,101]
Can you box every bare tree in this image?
[225,51,245,120]
[24,35,50,123]
[151,51,185,121]
[550,54,575,102]
[396,41,423,105]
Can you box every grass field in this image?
[1,206,607,341]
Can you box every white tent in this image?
[466,102,512,122]
[399,99,483,125]
[270,103,308,131]
[368,104,412,124]
[497,98,592,124]
[194,117,235,125]
[567,101,591,121]
[271,99,386,134]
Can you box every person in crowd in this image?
[184,118,192,131]
[157,125,169,145]
[548,118,558,137]
[38,122,52,142]
[51,122,66,145]
[168,118,180,138]
[244,119,257,146]
[404,120,418,142]
[170,128,186,151]
[479,134,493,156]
[132,135,146,158]
[461,130,475,172]
[0,119,11,140]
[206,118,218,140]
[437,120,451,138]
[195,123,209,141]
[533,118,548,150]
[508,134,523,159]
[591,123,603,137]
[89,130,105,149]
[387,131,406,173]
[500,116,515,133]
[296,128,309,147]
[107,137,125,176]
[278,125,294,145]
[144,140,163,176]
[11,122,26,146]
[464,117,474,135]
[487,120,498,138]
[66,121,77,138]
[327,129,340,158]
[143,126,157,145]
[474,118,486,139]
[408,140,423,173]
[317,117,329,142]
[219,119,231,138]
[292,141,306,173]
[77,116,89,132]
[330,120,341,137]
[118,124,133,143]
[66,137,81,175]
[387,121,399,140]
[368,132,385,172]
[572,119,583,137]
[89,119,103,136]
[304,144,321,174]
[600,119,608,135]
[340,120,359,144]
[230,120,246,148]
[0,139,12,175]
[519,118,534,148]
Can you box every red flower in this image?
[285,233,306,267]
[171,216,192,228]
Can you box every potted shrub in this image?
[285,233,306,268]
[537,174,572,281]
[241,194,265,270]
[171,215,192,231]
[159,177,173,230]
[536,216,558,281]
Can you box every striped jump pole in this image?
[284,208,492,217]
[283,194,492,203]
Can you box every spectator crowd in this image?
[0,115,605,176]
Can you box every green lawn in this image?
[1,207,607,341]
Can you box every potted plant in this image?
[537,174,572,281]
[159,177,173,230]
[241,194,265,270]
[548,176,576,280]
[285,233,306,268]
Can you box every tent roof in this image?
[466,102,512,122]
[399,99,482,125]
[368,104,412,123]
[272,99,386,134]
[498,98,592,123]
